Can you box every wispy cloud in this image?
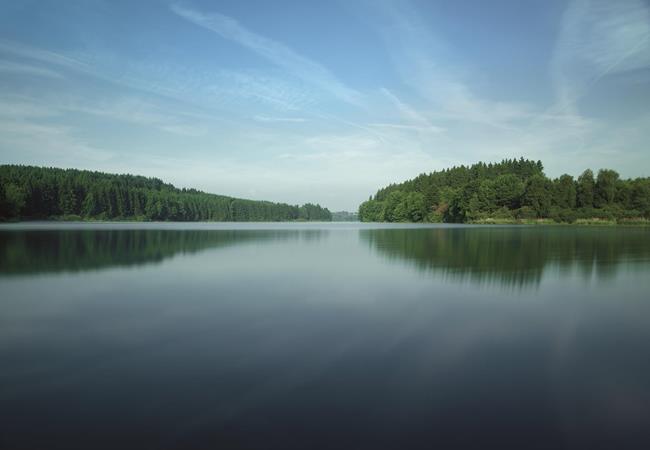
[551,0,650,112]
[253,115,307,123]
[170,3,362,106]
[378,88,445,133]
[368,123,444,134]
[372,4,532,131]
[0,60,63,79]
[517,0,650,161]
[0,39,91,73]
[63,97,208,136]
[0,120,113,163]
[206,70,315,111]
[0,95,61,118]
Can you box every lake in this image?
[1,222,650,449]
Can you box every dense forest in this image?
[0,165,332,222]
[359,158,650,223]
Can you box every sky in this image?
[1,0,649,211]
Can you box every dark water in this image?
[1,223,650,450]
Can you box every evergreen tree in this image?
[0,165,331,222]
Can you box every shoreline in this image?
[466,217,650,226]
[2,217,649,227]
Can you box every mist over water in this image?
[1,223,650,449]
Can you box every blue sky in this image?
[1,0,649,210]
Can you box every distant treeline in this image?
[0,165,332,222]
[331,211,359,221]
[359,158,650,223]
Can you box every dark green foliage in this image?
[0,183,26,219]
[553,174,577,209]
[358,158,650,223]
[594,169,619,208]
[486,174,525,210]
[0,165,331,222]
[576,169,595,208]
[522,175,552,217]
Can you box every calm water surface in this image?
[1,222,650,449]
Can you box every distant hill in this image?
[332,211,359,222]
[359,158,650,224]
[0,165,332,222]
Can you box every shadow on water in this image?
[0,228,328,275]
[360,226,650,289]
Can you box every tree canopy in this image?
[0,165,332,222]
[358,158,650,223]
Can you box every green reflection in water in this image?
[0,228,327,275]
[2,225,650,290]
[360,226,650,288]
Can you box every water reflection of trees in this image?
[0,229,327,275]
[360,226,650,288]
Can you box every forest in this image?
[0,165,332,222]
[358,158,650,224]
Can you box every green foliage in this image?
[490,174,525,209]
[522,175,552,217]
[359,158,650,224]
[576,169,595,208]
[553,174,577,209]
[404,192,426,222]
[1,183,26,218]
[382,191,408,222]
[358,199,384,222]
[594,169,619,208]
[0,165,331,222]
[515,206,538,220]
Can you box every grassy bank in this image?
[468,217,650,226]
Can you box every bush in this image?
[493,207,515,219]
[559,209,577,223]
[549,207,576,223]
[426,211,445,223]
[514,206,537,220]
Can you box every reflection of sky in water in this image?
[1,224,649,449]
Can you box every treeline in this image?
[0,165,332,222]
[358,158,650,223]
[331,211,359,222]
